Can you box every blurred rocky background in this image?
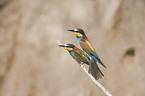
[0,0,145,96]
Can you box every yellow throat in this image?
[64,48,73,51]
[74,32,82,37]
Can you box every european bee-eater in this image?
[59,43,104,80]
[68,28,106,68]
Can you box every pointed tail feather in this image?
[88,60,104,80]
[92,56,106,68]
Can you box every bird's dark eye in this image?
[68,46,72,48]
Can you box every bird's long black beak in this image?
[58,45,65,47]
[67,29,74,32]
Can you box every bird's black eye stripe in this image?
[67,46,72,48]
[65,45,72,48]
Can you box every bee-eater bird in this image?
[59,43,104,80]
[68,28,106,68]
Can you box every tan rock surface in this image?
[0,0,145,96]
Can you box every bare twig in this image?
[57,40,112,96]
[57,40,62,45]
[80,65,112,96]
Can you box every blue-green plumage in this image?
[59,43,104,80]
[68,28,106,68]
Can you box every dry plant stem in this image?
[80,65,112,96]
[57,40,112,96]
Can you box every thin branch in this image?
[57,40,112,96]
[57,40,62,45]
[80,65,112,96]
